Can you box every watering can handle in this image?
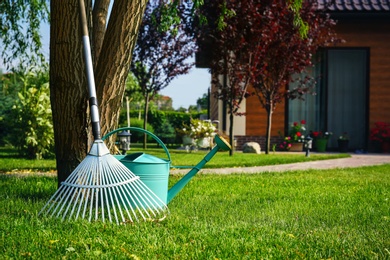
[102,127,171,161]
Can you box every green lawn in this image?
[1,165,389,259]
[0,145,350,173]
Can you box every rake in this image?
[39,0,168,224]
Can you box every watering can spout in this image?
[167,135,231,204]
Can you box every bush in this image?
[121,119,154,143]
[2,69,54,159]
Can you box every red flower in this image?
[301,120,306,125]
[296,132,302,137]
[293,122,298,126]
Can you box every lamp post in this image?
[305,136,313,157]
[117,130,131,154]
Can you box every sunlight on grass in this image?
[0,164,389,258]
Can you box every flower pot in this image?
[197,137,211,149]
[338,139,349,153]
[182,135,194,146]
[289,142,304,152]
[315,138,328,152]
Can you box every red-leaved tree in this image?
[131,0,196,148]
[195,0,257,155]
[248,0,339,153]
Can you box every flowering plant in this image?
[369,122,390,143]
[177,119,217,139]
[278,120,306,151]
[279,136,293,150]
[189,119,217,139]
[312,131,333,140]
[288,120,306,142]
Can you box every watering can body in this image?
[115,152,170,206]
[103,127,231,205]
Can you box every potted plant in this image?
[189,119,217,148]
[176,123,194,146]
[369,122,390,153]
[283,120,306,151]
[337,132,349,153]
[312,131,333,152]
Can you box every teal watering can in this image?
[102,127,231,205]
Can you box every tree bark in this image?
[95,0,147,142]
[265,102,273,154]
[50,0,148,185]
[50,0,89,186]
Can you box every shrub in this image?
[122,119,154,143]
[4,69,54,159]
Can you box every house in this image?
[200,0,390,152]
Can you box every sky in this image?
[2,21,211,110]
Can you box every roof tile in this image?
[317,0,390,12]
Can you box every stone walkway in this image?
[170,153,390,175]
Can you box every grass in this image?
[1,165,389,258]
[0,145,350,173]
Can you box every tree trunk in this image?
[229,110,234,156]
[50,1,89,186]
[50,0,148,185]
[143,92,150,149]
[95,0,148,144]
[265,102,273,154]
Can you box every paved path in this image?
[2,154,389,177]
[170,153,390,175]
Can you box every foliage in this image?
[154,119,176,143]
[369,122,390,143]
[0,72,22,145]
[0,0,49,69]
[176,118,217,139]
[1,165,389,258]
[1,69,54,159]
[195,0,254,154]
[311,131,333,140]
[120,119,154,143]
[196,92,209,111]
[124,72,144,104]
[278,120,306,150]
[8,70,54,159]
[288,119,307,142]
[131,0,196,146]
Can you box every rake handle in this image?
[79,0,101,140]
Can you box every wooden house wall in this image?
[245,86,286,136]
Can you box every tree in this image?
[196,91,209,111]
[196,0,254,155]
[0,0,49,69]
[50,0,149,185]
[248,1,339,154]
[1,0,307,184]
[131,1,196,148]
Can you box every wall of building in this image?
[334,16,390,128]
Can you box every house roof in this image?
[317,0,390,12]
